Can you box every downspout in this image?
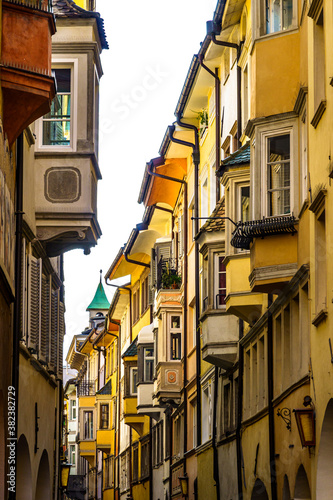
[197,55,221,201]
[169,119,202,447]
[123,251,150,269]
[209,34,242,148]
[212,366,220,500]
[56,378,63,500]
[267,294,277,500]
[236,319,244,500]
[183,183,188,467]
[105,279,132,341]
[149,417,153,500]
[11,132,24,500]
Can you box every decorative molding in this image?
[309,187,326,215]
[308,0,323,20]
[312,308,328,327]
[311,100,326,128]
[249,263,298,289]
[293,86,308,114]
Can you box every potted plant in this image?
[161,268,182,289]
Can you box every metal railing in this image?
[77,380,96,397]
[230,215,297,250]
[4,0,53,12]
[157,257,182,290]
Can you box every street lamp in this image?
[293,396,315,447]
[178,473,188,498]
[60,461,72,492]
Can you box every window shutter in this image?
[50,289,59,373]
[28,256,41,352]
[179,215,184,257]
[40,275,50,364]
[156,242,172,262]
[20,239,27,341]
[57,301,65,378]
[148,273,154,305]
[151,248,157,288]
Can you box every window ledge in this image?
[311,100,326,129]
[312,308,328,327]
[254,26,298,44]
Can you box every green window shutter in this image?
[50,289,59,373]
[58,301,65,378]
[40,275,50,364]
[28,256,41,353]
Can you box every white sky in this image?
[63,0,218,357]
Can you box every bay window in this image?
[170,315,181,360]
[43,68,71,146]
[266,133,291,216]
[257,0,296,37]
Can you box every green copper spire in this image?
[86,270,110,311]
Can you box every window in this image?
[132,444,139,482]
[266,133,291,216]
[132,288,140,324]
[83,411,93,440]
[140,439,150,480]
[112,398,117,429]
[120,450,130,492]
[240,185,250,222]
[144,347,154,381]
[312,7,325,113]
[70,399,77,420]
[100,404,109,429]
[70,444,76,466]
[130,367,138,395]
[266,0,293,34]
[170,315,181,360]
[141,276,149,314]
[152,421,164,466]
[190,399,197,449]
[300,106,308,206]
[215,255,226,308]
[104,455,114,489]
[43,68,71,146]
[315,208,326,314]
[202,377,213,443]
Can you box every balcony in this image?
[201,311,239,369]
[1,0,56,145]
[96,429,113,454]
[231,216,299,293]
[123,397,146,436]
[157,257,182,291]
[154,361,182,404]
[77,380,96,397]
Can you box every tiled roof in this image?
[220,143,250,167]
[122,338,138,358]
[199,198,226,234]
[52,0,108,49]
[96,379,112,395]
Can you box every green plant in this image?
[161,269,182,289]
[197,109,208,127]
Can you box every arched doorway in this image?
[35,450,51,500]
[282,475,291,500]
[251,479,269,500]
[17,434,32,500]
[294,464,311,499]
[316,399,333,500]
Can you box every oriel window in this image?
[43,68,71,146]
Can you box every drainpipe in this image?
[197,55,221,201]
[123,251,150,269]
[10,133,24,500]
[149,417,153,500]
[236,319,244,500]
[208,33,242,148]
[105,279,132,341]
[267,294,277,500]
[212,366,220,500]
[182,183,188,467]
[169,118,202,447]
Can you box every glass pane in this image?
[219,272,226,289]
[267,162,290,215]
[45,94,71,119]
[268,134,290,162]
[171,316,180,329]
[273,0,281,32]
[43,120,70,145]
[241,186,250,222]
[54,68,71,93]
[144,347,154,358]
[268,187,290,216]
[219,257,226,272]
[282,0,293,29]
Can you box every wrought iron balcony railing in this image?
[77,380,96,397]
[4,0,53,12]
[157,257,182,290]
[230,216,297,250]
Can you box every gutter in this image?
[197,54,221,201]
[168,119,202,448]
[236,320,244,500]
[11,133,24,500]
[267,294,277,500]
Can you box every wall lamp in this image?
[60,460,72,490]
[179,472,188,498]
[293,396,315,447]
